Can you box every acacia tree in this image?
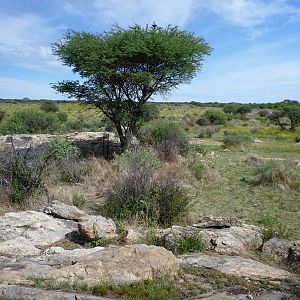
[269,104,300,130]
[52,24,212,150]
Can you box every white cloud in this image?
[93,0,195,26]
[199,0,300,27]
[0,13,61,71]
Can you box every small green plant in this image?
[57,111,68,122]
[29,276,45,288]
[40,100,59,113]
[193,145,208,156]
[72,194,86,208]
[0,110,5,123]
[197,110,226,125]
[86,237,117,247]
[50,138,79,160]
[172,233,207,254]
[188,159,205,180]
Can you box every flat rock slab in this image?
[0,244,178,286]
[178,254,293,281]
[190,291,295,299]
[0,284,114,300]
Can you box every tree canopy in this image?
[52,24,212,150]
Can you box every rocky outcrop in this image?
[0,284,114,300]
[178,253,293,281]
[44,200,88,221]
[0,244,178,286]
[158,219,263,255]
[78,215,117,241]
[193,216,242,228]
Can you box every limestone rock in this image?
[78,215,117,241]
[193,216,242,228]
[0,284,112,300]
[178,253,293,281]
[0,210,78,246]
[0,245,179,286]
[158,224,263,255]
[44,200,87,221]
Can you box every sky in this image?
[0,0,300,103]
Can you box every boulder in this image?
[44,200,87,221]
[0,245,179,286]
[0,210,78,246]
[78,215,117,241]
[178,254,293,281]
[158,223,263,255]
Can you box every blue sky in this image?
[0,0,300,102]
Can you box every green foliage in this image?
[258,109,271,118]
[223,131,252,148]
[57,111,68,122]
[0,110,5,122]
[222,104,251,119]
[197,110,226,125]
[72,193,86,208]
[138,119,188,160]
[113,147,162,171]
[49,138,79,160]
[86,237,117,248]
[172,233,207,254]
[188,158,205,180]
[40,100,59,113]
[259,215,294,240]
[0,109,59,134]
[269,104,300,130]
[107,149,189,226]
[52,24,211,150]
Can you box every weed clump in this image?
[222,131,252,149]
[106,147,189,226]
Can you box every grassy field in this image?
[0,100,299,239]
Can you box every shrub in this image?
[107,148,189,226]
[73,194,87,208]
[0,109,59,134]
[0,110,5,122]
[258,109,271,118]
[222,131,252,148]
[0,145,52,203]
[40,100,59,113]
[138,120,188,161]
[172,233,207,254]
[188,159,205,180]
[252,160,298,190]
[57,111,68,123]
[49,138,79,160]
[197,125,221,138]
[197,110,226,125]
[195,116,210,126]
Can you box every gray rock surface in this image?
[0,284,114,300]
[0,244,178,286]
[159,223,263,255]
[193,216,242,228]
[178,253,293,281]
[78,215,117,241]
[44,200,88,221]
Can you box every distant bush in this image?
[138,120,188,161]
[107,148,189,226]
[258,109,271,118]
[197,110,226,126]
[223,131,252,148]
[0,109,59,134]
[0,111,5,122]
[40,101,59,113]
[197,125,221,138]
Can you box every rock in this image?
[178,253,293,281]
[44,200,88,221]
[125,227,142,243]
[0,210,78,247]
[0,284,113,300]
[262,238,300,266]
[78,215,117,241]
[193,216,242,228]
[0,245,179,286]
[158,223,263,255]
